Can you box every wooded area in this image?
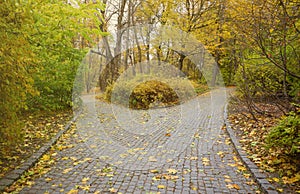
[0,0,299,192]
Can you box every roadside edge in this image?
[0,111,81,192]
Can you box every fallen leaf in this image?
[228,163,236,167]
[150,169,160,173]
[167,169,177,175]
[62,157,69,160]
[164,175,179,180]
[276,188,283,192]
[63,168,73,174]
[246,180,256,185]
[109,188,117,193]
[152,176,161,181]
[190,157,198,160]
[45,178,52,182]
[42,154,51,161]
[226,184,240,190]
[82,177,90,183]
[238,166,247,171]
[149,156,158,162]
[217,151,225,158]
[225,179,232,182]
[158,185,165,189]
[202,157,210,166]
[67,189,78,194]
[84,158,93,162]
[273,177,280,183]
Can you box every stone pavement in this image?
[18,89,261,193]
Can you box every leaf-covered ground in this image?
[0,110,72,179]
[228,100,300,193]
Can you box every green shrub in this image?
[235,62,284,99]
[129,80,179,109]
[266,111,300,156]
[105,75,199,109]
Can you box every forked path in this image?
[20,88,260,193]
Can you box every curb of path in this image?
[223,103,278,194]
[0,112,81,192]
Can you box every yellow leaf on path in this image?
[276,188,283,192]
[84,158,93,162]
[81,185,90,191]
[202,157,210,165]
[246,180,256,185]
[164,175,179,180]
[228,163,236,167]
[217,151,225,158]
[167,169,177,175]
[233,156,239,162]
[158,185,166,189]
[109,188,117,193]
[283,173,300,184]
[225,179,232,182]
[51,152,57,157]
[42,154,50,161]
[45,178,52,182]
[152,176,161,181]
[226,184,240,190]
[26,181,34,186]
[82,177,90,183]
[190,157,198,160]
[238,166,247,171]
[63,168,73,174]
[67,189,78,194]
[149,156,158,162]
[57,145,64,151]
[273,177,280,183]
[150,169,159,173]
[73,162,80,166]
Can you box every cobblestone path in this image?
[20,89,260,193]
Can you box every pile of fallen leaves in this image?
[228,100,300,193]
[0,110,72,179]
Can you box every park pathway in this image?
[19,88,260,193]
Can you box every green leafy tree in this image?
[27,0,104,110]
[0,0,104,142]
[0,0,37,139]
